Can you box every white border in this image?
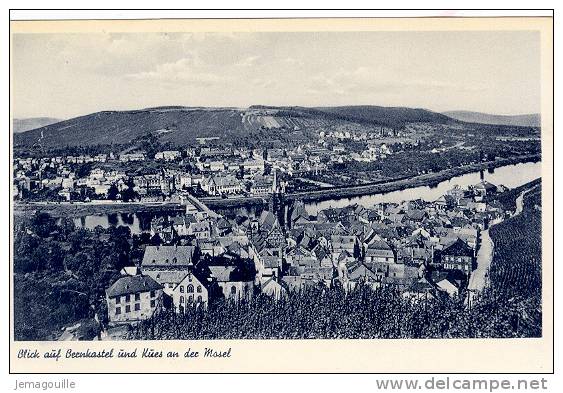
[9,9,555,20]
[1,5,560,393]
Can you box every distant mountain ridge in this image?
[13,117,63,133]
[443,111,540,127]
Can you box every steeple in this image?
[269,168,285,229]
[272,168,278,193]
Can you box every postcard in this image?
[9,14,553,373]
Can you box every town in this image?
[11,121,542,340]
[12,103,541,207]
[100,168,512,333]
[12,125,414,204]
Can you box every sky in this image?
[12,30,541,119]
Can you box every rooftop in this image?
[106,274,163,298]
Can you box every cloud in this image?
[306,66,488,96]
[125,56,228,86]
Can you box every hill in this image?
[316,105,454,128]
[13,105,463,149]
[13,117,63,133]
[443,111,540,127]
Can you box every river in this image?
[304,161,541,215]
[70,161,541,234]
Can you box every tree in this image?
[30,211,56,238]
[64,251,94,277]
[47,242,65,271]
[150,233,163,246]
[139,133,162,158]
[14,232,40,273]
[76,163,93,179]
[121,182,139,202]
[107,184,119,200]
[57,217,76,239]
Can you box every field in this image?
[488,186,542,300]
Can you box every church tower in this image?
[269,168,285,228]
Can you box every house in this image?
[61,177,75,190]
[94,154,107,162]
[242,159,265,173]
[208,265,254,300]
[58,189,71,201]
[439,238,474,275]
[119,152,146,162]
[446,185,467,201]
[402,278,438,301]
[133,174,164,194]
[168,216,191,237]
[387,263,420,280]
[94,184,111,197]
[403,209,426,223]
[473,180,498,198]
[347,263,380,283]
[196,159,225,172]
[250,175,273,196]
[250,211,286,254]
[435,276,460,297]
[201,174,242,196]
[215,218,233,236]
[312,245,333,268]
[434,195,455,211]
[141,245,197,270]
[105,274,163,325]
[172,271,209,313]
[300,267,334,288]
[90,168,105,180]
[260,255,283,278]
[197,239,226,257]
[260,277,287,300]
[364,240,395,264]
[330,235,360,258]
[150,217,177,243]
[145,270,188,295]
[155,150,182,161]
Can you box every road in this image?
[467,228,493,306]
[295,177,334,188]
[466,184,539,307]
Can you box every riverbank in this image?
[199,154,540,208]
[286,154,540,203]
[202,196,267,209]
[13,201,185,218]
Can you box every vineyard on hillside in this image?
[488,186,542,299]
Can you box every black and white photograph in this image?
[8,11,554,374]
